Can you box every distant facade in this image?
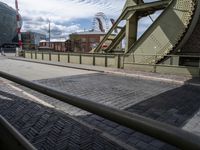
[22,32,46,49]
[39,41,66,52]
[69,31,107,53]
[38,31,121,53]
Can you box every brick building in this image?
[38,31,121,53]
[39,40,66,52]
[69,31,107,53]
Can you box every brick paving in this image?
[126,85,200,127]
[13,73,183,150]
[26,73,200,150]
[1,58,200,150]
[34,73,178,110]
[0,79,132,150]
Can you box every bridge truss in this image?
[92,0,200,65]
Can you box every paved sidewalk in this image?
[8,56,199,86]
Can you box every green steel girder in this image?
[105,26,126,52]
[92,0,170,53]
[124,0,199,65]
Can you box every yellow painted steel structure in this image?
[93,0,200,65]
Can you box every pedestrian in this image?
[1,46,5,56]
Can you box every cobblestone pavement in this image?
[34,73,179,110]
[0,79,132,150]
[1,58,200,150]
[126,85,200,127]
[12,74,183,150]
[22,73,200,150]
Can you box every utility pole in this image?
[48,19,51,48]
[15,0,22,50]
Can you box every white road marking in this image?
[7,83,55,108]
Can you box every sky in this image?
[1,0,160,41]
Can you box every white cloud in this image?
[1,0,124,40]
[1,0,161,40]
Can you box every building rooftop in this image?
[71,31,107,35]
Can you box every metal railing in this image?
[0,115,37,150]
[24,51,119,68]
[22,50,200,77]
[0,71,200,150]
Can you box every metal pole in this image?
[48,19,51,48]
[15,0,22,50]
[0,115,36,150]
[0,71,200,150]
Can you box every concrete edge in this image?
[8,57,105,73]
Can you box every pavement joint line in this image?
[8,57,200,87]
[7,83,55,108]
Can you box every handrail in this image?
[0,115,37,150]
[25,51,200,58]
[0,71,200,150]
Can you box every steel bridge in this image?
[92,0,200,67]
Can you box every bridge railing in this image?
[23,51,200,76]
[24,51,118,68]
[123,53,200,77]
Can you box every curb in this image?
[8,57,200,87]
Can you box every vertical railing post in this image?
[105,55,108,67]
[58,53,60,62]
[42,52,44,60]
[68,53,70,63]
[117,54,121,69]
[80,53,82,64]
[49,52,51,61]
[93,54,96,66]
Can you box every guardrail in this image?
[123,53,200,77]
[23,51,200,76]
[24,51,123,69]
[0,71,200,150]
[0,115,37,150]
